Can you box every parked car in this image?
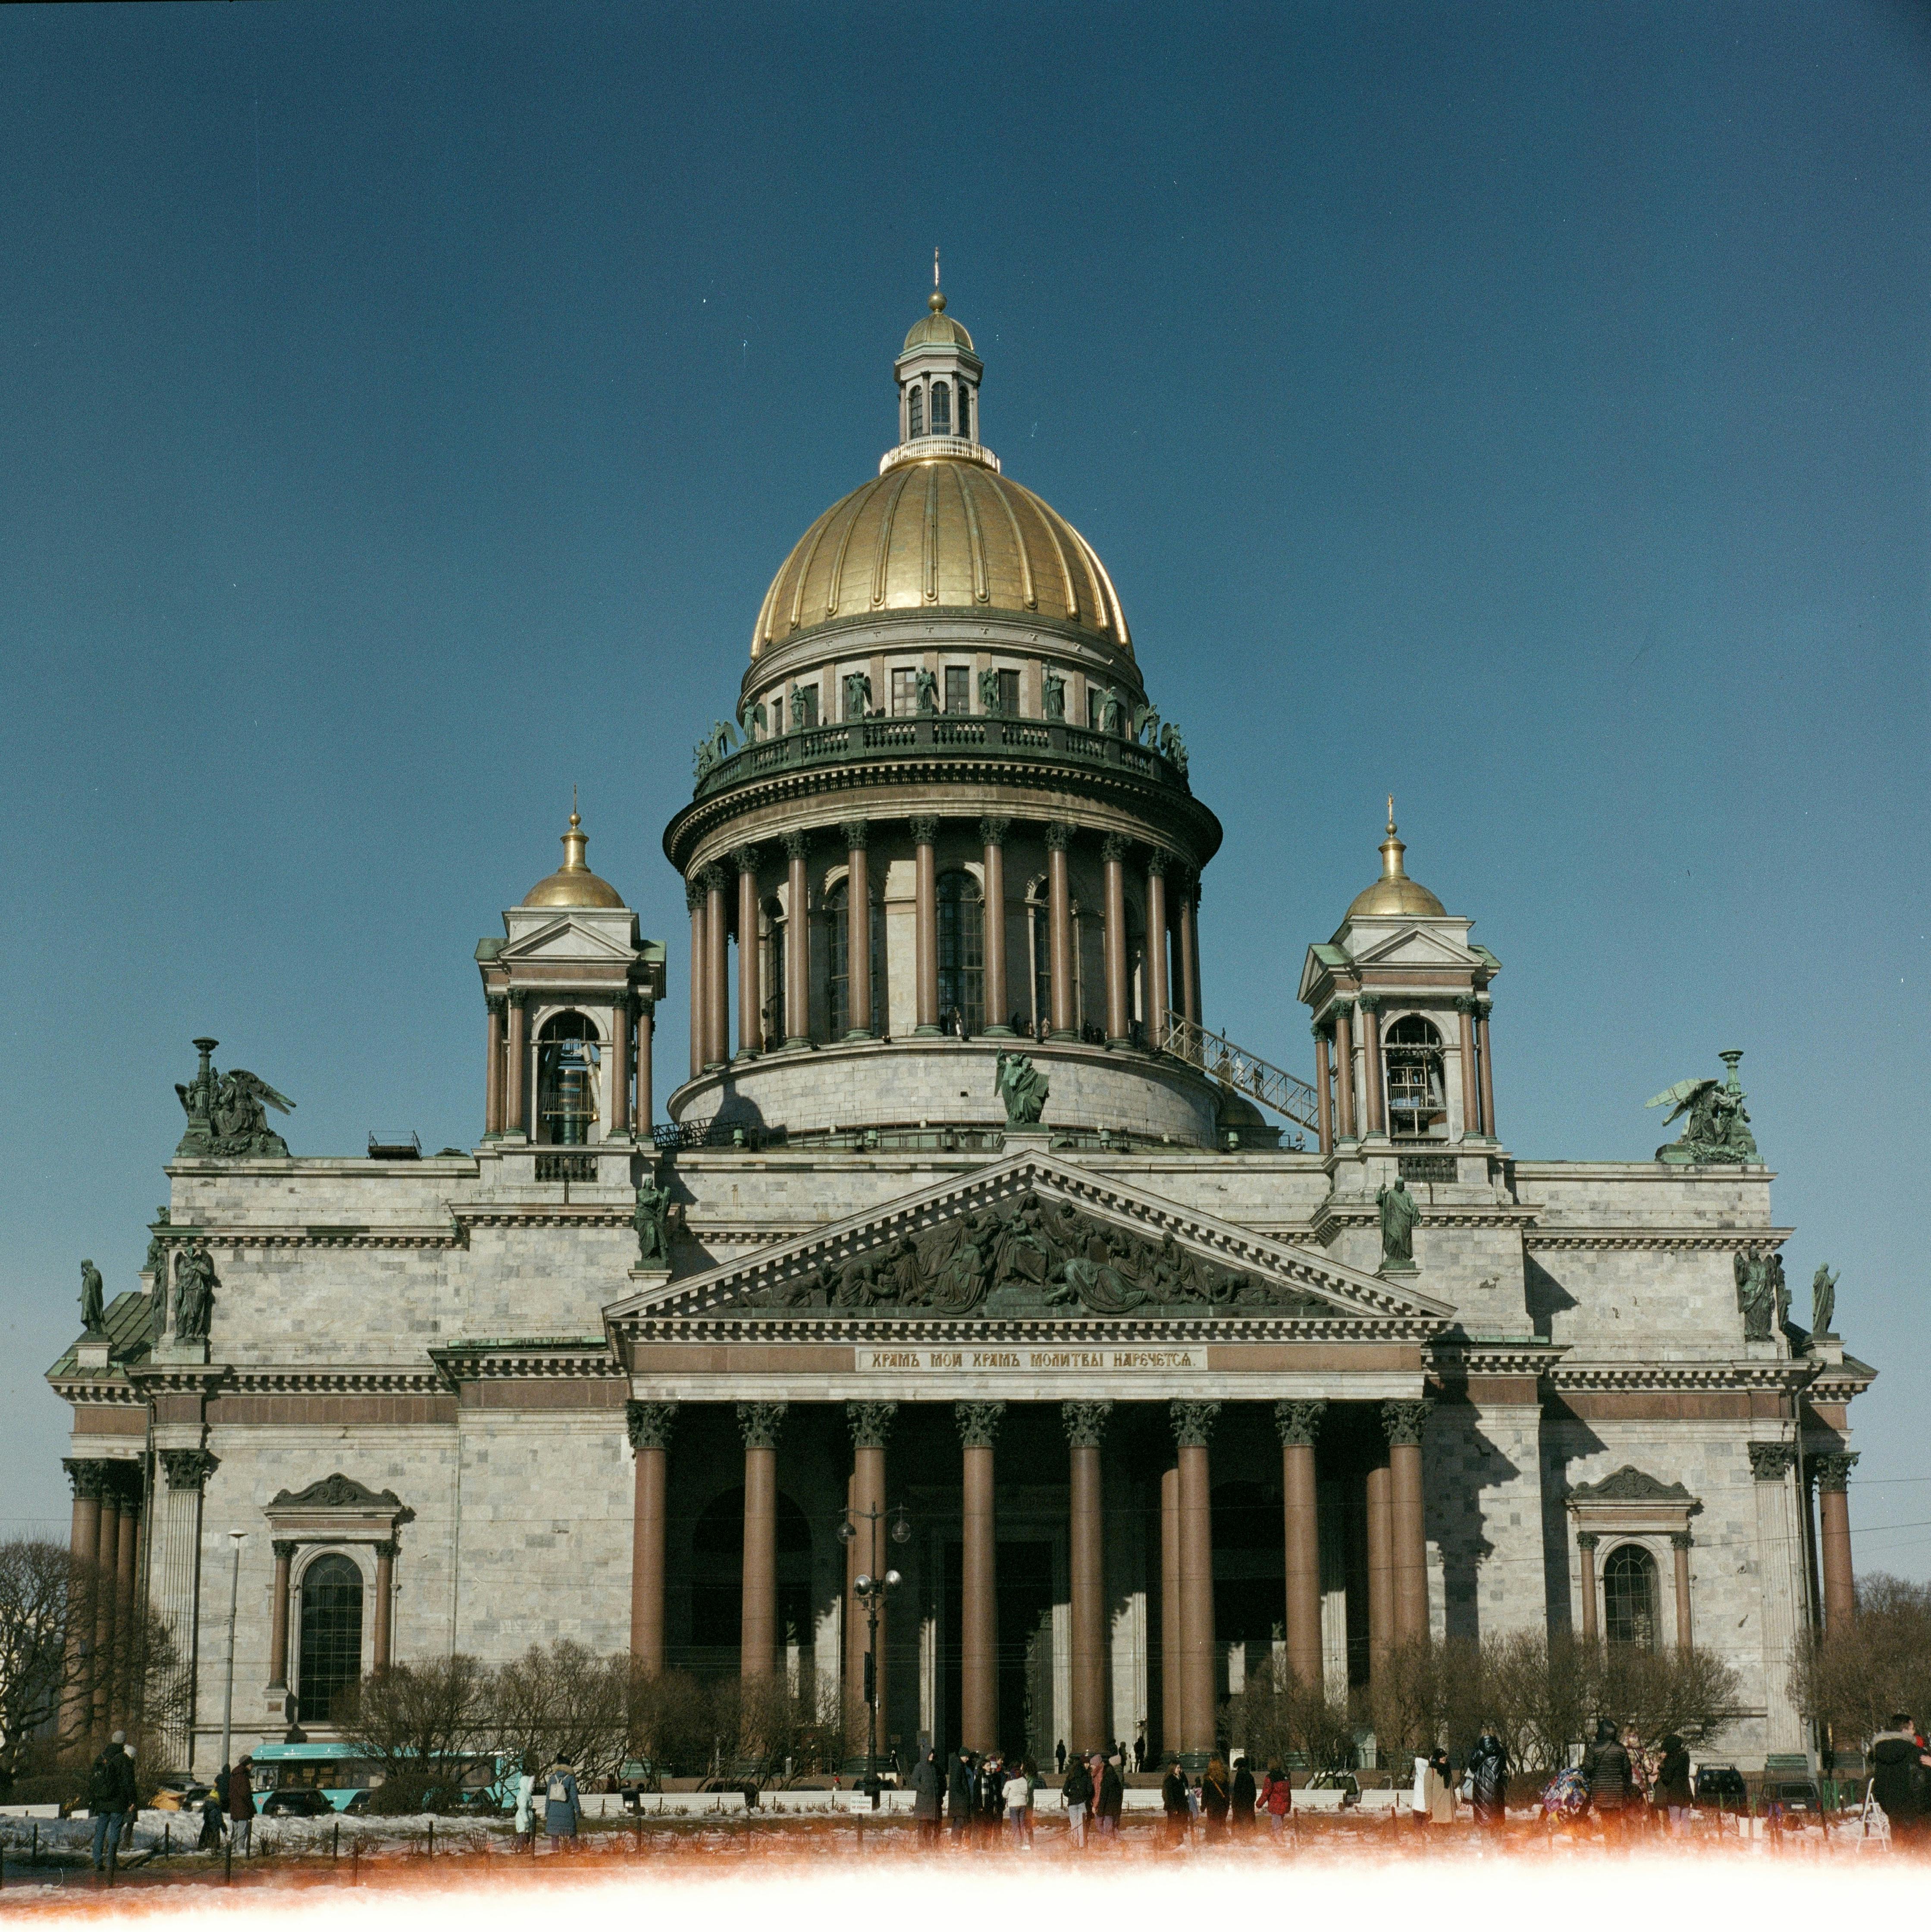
[1695,1765,1748,1810]
[1766,1780,1822,1818]
[260,1788,335,1818]
[147,1778,214,1813]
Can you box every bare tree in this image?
[1225,1656,1356,1772]
[337,1656,492,1813]
[1792,1573,1931,1748]
[489,1641,630,1783]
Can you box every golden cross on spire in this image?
[934,246,941,290]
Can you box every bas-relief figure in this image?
[173,1243,216,1342]
[759,1189,1302,1319]
[632,1173,672,1267]
[994,1051,1049,1126]
[1647,1050,1759,1165]
[1812,1263,1839,1337]
[78,1261,104,1336]
[175,1040,295,1158]
[1375,1178,1421,1271]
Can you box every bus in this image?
[249,1741,519,1814]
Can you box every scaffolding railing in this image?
[1162,1011,1320,1134]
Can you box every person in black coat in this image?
[1467,1727,1509,1829]
[1096,1754,1125,1840]
[1580,1719,1633,1846]
[1229,1757,1257,1831]
[1870,1713,1931,1844]
[1652,1733,1691,1834]
[1161,1757,1191,1850]
[948,1749,976,1842]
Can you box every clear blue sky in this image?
[2,4,1926,1573]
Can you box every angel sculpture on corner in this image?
[175,1037,295,1158]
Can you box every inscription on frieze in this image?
[858,1346,1206,1374]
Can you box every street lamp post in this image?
[838,1505,910,1799]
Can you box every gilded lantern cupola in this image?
[891,268,986,460]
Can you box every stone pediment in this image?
[268,1472,403,1512]
[604,1149,1453,1334]
[1566,1465,1695,1506]
[1348,924,1478,970]
[497,914,637,964]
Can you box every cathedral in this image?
[51,286,1873,1778]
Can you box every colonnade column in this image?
[782,832,812,1049]
[505,991,528,1137]
[1815,1451,1859,1635]
[1358,994,1386,1137]
[372,1541,397,1672]
[1312,1022,1334,1157]
[980,820,1011,1035]
[845,1402,897,1750]
[1476,998,1498,1140]
[634,998,654,1137]
[1145,853,1170,1048]
[1671,1532,1695,1649]
[1171,1400,1220,1759]
[1045,824,1076,1040]
[153,1450,212,1773]
[1101,837,1132,1046]
[626,1402,676,1674]
[737,1403,786,1681]
[1383,1399,1429,1640]
[91,1489,119,1732]
[484,996,505,1137]
[268,1541,295,1690]
[1455,996,1481,1140]
[1064,1402,1112,1754]
[912,817,941,1035]
[1159,1462,1181,1756]
[956,1403,1004,1753]
[60,1460,103,1748]
[1177,876,1201,1029]
[1576,1532,1600,1644]
[735,846,762,1059]
[1275,1401,1326,1688]
[687,880,707,1080]
[1365,1451,1393,1670]
[704,865,730,1068]
[1331,1002,1357,1141]
[842,822,871,1040]
[608,997,630,1135]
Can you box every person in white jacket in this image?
[513,1757,537,1850]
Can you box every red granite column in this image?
[91,1493,119,1732]
[1064,1403,1112,1753]
[956,1403,1003,1753]
[1179,879,1201,1029]
[112,1496,139,1732]
[845,1403,896,1747]
[1046,823,1076,1039]
[627,1403,675,1673]
[1383,1400,1428,1640]
[505,991,528,1137]
[1576,1533,1599,1644]
[980,819,1011,1035]
[268,1541,295,1690]
[608,999,630,1134]
[1145,853,1170,1049]
[1332,1003,1357,1142]
[1455,996,1481,1140]
[634,999,654,1137]
[1276,1402,1326,1688]
[738,1404,785,1680]
[1358,995,1386,1137]
[1476,999,1497,1140]
[372,1541,396,1672]
[704,865,730,1068]
[783,832,812,1048]
[1313,1024,1334,1157]
[1160,1462,1181,1756]
[60,1460,102,1752]
[912,817,941,1035]
[687,879,707,1080]
[735,847,762,1058]
[484,996,505,1136]
[1366,1455,1394,1672]
[1816,1453,1859,1635]
[1101,836,1132,1046]
[1171,1401,1220,1757]
[1671,1532,1695,1648]
[842,822,871,1040]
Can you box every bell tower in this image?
[890,258,987,459]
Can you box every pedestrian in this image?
[1161,1756,1191,1851]
[1003,1758,1032,1849]
[1411,1754,1432,1834]
[197,1788,225,1851]
[1870,1713,1931,1847]
[1652,1733,1690,1836]
[948,1748,975,1843]
[1135,1732,1147,1773]
[1580,1719,1633,1847]
[1427,1745,1456,1826]
[227,1755,256,1858]
[1230,1755,1257,1832]
[1200,1756,1231,1841]
[979,1751,1005,1844]
[1056,1738,1067,1775]
[911,1747,944,1845]
[513,1754,537,1850]
[1096,1752,1124,1840]
[118,1738,138,1854]
[1062,1748,1094,1847]
[1467,1726,1509,1832]
[87,1730,138,1875]
[543,1754,581,1847]
[1260,1760,1292,1838]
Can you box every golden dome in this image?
[750,454,1131,659]
[903,288,975,354]
[1347,802,1446,919]
[524,808,626,909]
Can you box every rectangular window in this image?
[891,668,919,717]
[944,666,970,714]
[1087,686,1104,730]
[996,668,1021,715]
[771,691,784,735]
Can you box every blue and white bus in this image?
[249,1741,518,1813]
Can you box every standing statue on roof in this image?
[79,1261,105,1336]
[1646,1050,1758,1165]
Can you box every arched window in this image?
[931,382,951,434]
[535,1011,601,1144]
[1602,1544,1659,1648]
[824,880,881,1039]
[1384,1014,1447,1140]
[1026,879,1051,1037]
[937,870,984,1034]
[297,1553,364,1723]
[907,385,924,438]
[958,385,972,442]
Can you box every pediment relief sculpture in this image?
[268,1472,405,1513]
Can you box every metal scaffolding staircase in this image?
[1162,1011,1320,1136]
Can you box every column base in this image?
[912,1024,944,1038]
[1048,1028,1079,1043]
[782,1036,814,1052]
[982,1024,1016,1038]
[703,1061,727,1073]
[843,1029,874,1044]
[1106,1035,1134,1050]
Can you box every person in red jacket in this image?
[226,1756,257,1857]
[1259,1760,1294,1838]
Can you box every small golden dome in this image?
[524,808,626,909]
[1347,801,1446,919]
[903,288,975,354]
[750,456,1130,659]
